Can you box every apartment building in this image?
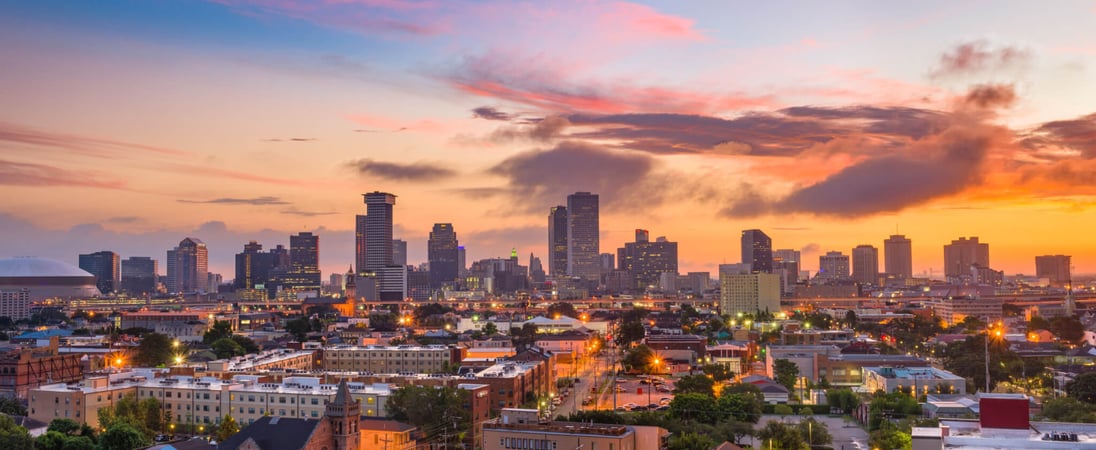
[319,345,462,374]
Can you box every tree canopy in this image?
[387,385,470,446]
[773,359,799,391]
[134,332,173,367]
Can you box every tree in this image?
[668,393,718,424]
[869,428,911,450]
[202,320,234,344]
[701,364,733,381]
[716,392,762,424]
[616,321,646,347]
[622,345,655,372]
[285,317,311,341]
[97,394,162,441]
[216,415,240,442]
[773,359,800,391]
[47,419,82,436]
[0,397,27,416]
[547,302,578,319]
[797,417,832,448]
[368,313,397,332]
[1038,397,1096,423]
[826,388,860,414]
[867,392,920,431]
[1051,316,1086,344]
[386,385,470,446]
[1068,372,1096,403]
[755,420,808,450]
[230,335,259,354]
[0,415,33,450]
[713,418,754,446]
[773,404,794,418]
[667,432,715,450]
[60,435,94,450]
[211,337,246,359]
[134,332,173,367]
[36,431,68,450]
[482,322,499,336]
[844,310,857,328]
[673,375,715,397]
[98,423,147,450]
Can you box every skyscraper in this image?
[234,241,273,289]
[166,238,208,293]
[78,251,120,295]
[884,235,913,279]
[1035,255,1071,287]
[548,205,568,278]
[851,245,879,285]
[566,192,599,282]
[354,214,368,274]
[741,229,773,273]
[121,256,157,295]
[362,192,396,271]
[286,232,321,291]
[428,223,459,288]
[943,237,989,277]
[392,239,408,267]
[773,249,801,285]
[457,246,467,277]
[618,232,678,290]
[817,251,850,282]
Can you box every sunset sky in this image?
[3,1,1096,280]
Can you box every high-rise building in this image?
[362,192,396,271]
[457,246,467,277]
[883,235,913,279]
[719,272,781,317]
[943,237,989,277]
[741,229,773,273]
[1035,255,1072,287]
[121,257,158,295]
[566,192,599,282]
[773,249,801,285]
[285,232,321,291]
[355,214,368,274]
[428,223,459,288]
[166,238,208,293]
[392,239,407,267]
[618,232,678,290]
[529,254,545,283]
[548,205,568,278]
[78,251,120,295]
[234,241,273,289]
[359,192,405,301]
[817,251,850,282]
[851,245,879,285]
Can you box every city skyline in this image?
[3,2,1096,278]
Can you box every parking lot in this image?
[593,375,675,412]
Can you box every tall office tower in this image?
[529,254,546,283]
[943,237,990,277]
[817,251,850,282]
[548,205,568,277]
[719,272,781,317]
[285,232,321,291]
[428,223,459,288]
[566,192,599,282]
[851,245,880,285]
[600,253,615,272]
[329,272,345,292]
[635,229,650,243]
[618,232,678,290]
[166,238,208,293]
[78,251,120,295]
[120,256,157,295]
[1035,255,1072,287]
[883,235,913,279]
[741,229,773,273]
[773,249,801,285]
[354,214,367,274]
[457,246,467,277]
[362,192,396,271]
[207,273,223,293]
[234,241,273,289]
[392,239,408,267]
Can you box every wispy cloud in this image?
[177,196,290,206]
[0,122,189,158]
[281,208,339,217]
[0,159,128,190]
[930,39,1032,79]
[346,158,456,181]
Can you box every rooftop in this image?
[866,366,963,380]
[0,257,93,278]
[486,420,632,437]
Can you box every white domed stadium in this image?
[0,257,100,301]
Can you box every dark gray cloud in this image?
[472,106,514,121]
[486,141,664,212]
[346,159,457,181]
[931,40,1032,78]
[177,196,289,206]
[106,216,143,224]
[962,83,1017,109]
[1022,112,1096,157]
[281,208,339,217]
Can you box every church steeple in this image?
[325,380,361,450]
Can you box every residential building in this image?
[566,192,600,283]
[1035,255,1072,287]
[930,296,1004,326]
[319,345,462,374]
[719,273,781,317]
[944,237,990,278]
[817,251,850,282]
[78,251,120,295]
[0,289,32,320]
[483,409,669,450]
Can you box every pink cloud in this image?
[0,159,129,190]
[346,114,446,133]
[601,2,706,42]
